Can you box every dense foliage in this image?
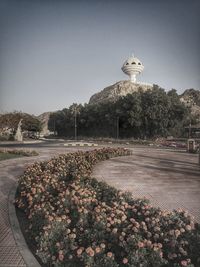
[0,112,42,134]
[49,86,191,139]
[15,148,200,267]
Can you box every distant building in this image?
[89,54,152,104]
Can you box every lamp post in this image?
[199,145,200,166]
[53,117,56,136]
[74,107,77,141]
[116,116,119,140]
[70,105,79,141]
[189,119,191,138]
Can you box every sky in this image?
[0,0,199,115]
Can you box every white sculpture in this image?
[121,54,144,83]
[15,119,23,142]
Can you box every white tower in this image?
[121,55,144,83]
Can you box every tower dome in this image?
[121,55,144,83]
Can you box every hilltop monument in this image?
[89,54,152,104]
[121,54,144,83]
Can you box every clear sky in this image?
[0,0,199,115]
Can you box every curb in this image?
[64,143,98,147]
[8,182,41,267]
[23,141,43,144]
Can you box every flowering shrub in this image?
[15,148,200,267]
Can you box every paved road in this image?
[93,147,200,222]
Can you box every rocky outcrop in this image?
[89,80,152,104]
[180,89,200,120]
[37,112,52,136]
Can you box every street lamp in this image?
[189,119,191,138]
[71,105,80,141]
[53,116,56,136]
[199,145,200,166]
[74,107,77,141]
[115,109,121,140]
[116,116,119,140]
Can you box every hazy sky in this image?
[0,0,199,115]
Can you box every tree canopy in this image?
[0,112,42,134]
[49,86,193,139]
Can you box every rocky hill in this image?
[180,89,200,120]
[89,80,152,104]
[89,82,199,119]
[36,88,200,134]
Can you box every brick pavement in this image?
[0,147,84,267]
[1,145,199,266]
[0,159,28,267]
[93,147,200,222]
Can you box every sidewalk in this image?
[1,145,199,266]
[0,157,32,266]
[93,147,200,222]
[0,147,76,267]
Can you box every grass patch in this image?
[0,149,39,161]
[0,152,23,161]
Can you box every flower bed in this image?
[15,148,200,267]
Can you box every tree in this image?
[114,92,142,138]
[167,89,189,137]
[140,86,171,138]
[48,86,191,139]
[0,112,42,135]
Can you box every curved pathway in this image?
[1,144,200,266]
[0,146,91,267]
[93,147,200,222]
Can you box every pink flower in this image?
[138,241,144,248]
[181,260,188,266]
[185,225,192,231]
[95,247,101,253]
[123,258,128,264]
[58,253,64,261]
[107,252,113,258]
[77,248,83,255]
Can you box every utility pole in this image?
[199,145,200,166]
[74,107,77,141]
[189,119,191,138]
[116,117,119,140]
[54,117,56,136]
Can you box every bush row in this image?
[15,148,200,267]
